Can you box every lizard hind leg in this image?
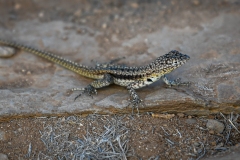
[72,74,113,101]
[72,85,97,100]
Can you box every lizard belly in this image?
[131,76,162,89]
[113,78,135,87]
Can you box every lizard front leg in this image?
[127,81,146,114]
[73,74,113,100]
[162,75,190,87]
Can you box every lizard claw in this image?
[162,75,177,87]
[173,78,191,87]
[169,78,181,87]
[72,85,97,101]
[180,81,191,87]
[163,75,191,87]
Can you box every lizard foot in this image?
[169,78,191,87]
[72,85,97,101]
[129,96,146,115]
[163,75,191,87]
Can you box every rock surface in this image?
[0,0,240,120]
[204,143,240,160]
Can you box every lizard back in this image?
[102,50,190,87]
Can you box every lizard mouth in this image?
[179,54,190,65]
[183,54,190,61]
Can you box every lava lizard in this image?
[0,39,190,113]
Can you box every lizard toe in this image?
[74,85,97,100]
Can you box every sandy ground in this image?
[0,113,240,159]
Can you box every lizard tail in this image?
[0,39,104,79]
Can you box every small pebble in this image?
[0,130,6,141]
[151,113,175,119]
[192,0,200,5]
[74,9,82,17]
[211,141,216,146]
[186,118,197,124]
[0,46,16,57]
[102,23,107,29]
[14,3,21,10]
[177,113,184,118]
[193,142,200,147]
[206,119,225,133]
[17,128,22,132]
[0,153,8,160]
[80,19,86,23]
[38,11,44,18]
[130,3,139,8]
[209,130,215,134]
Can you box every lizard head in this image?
[154,50,190,74]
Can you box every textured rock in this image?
[0,4,240,120]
